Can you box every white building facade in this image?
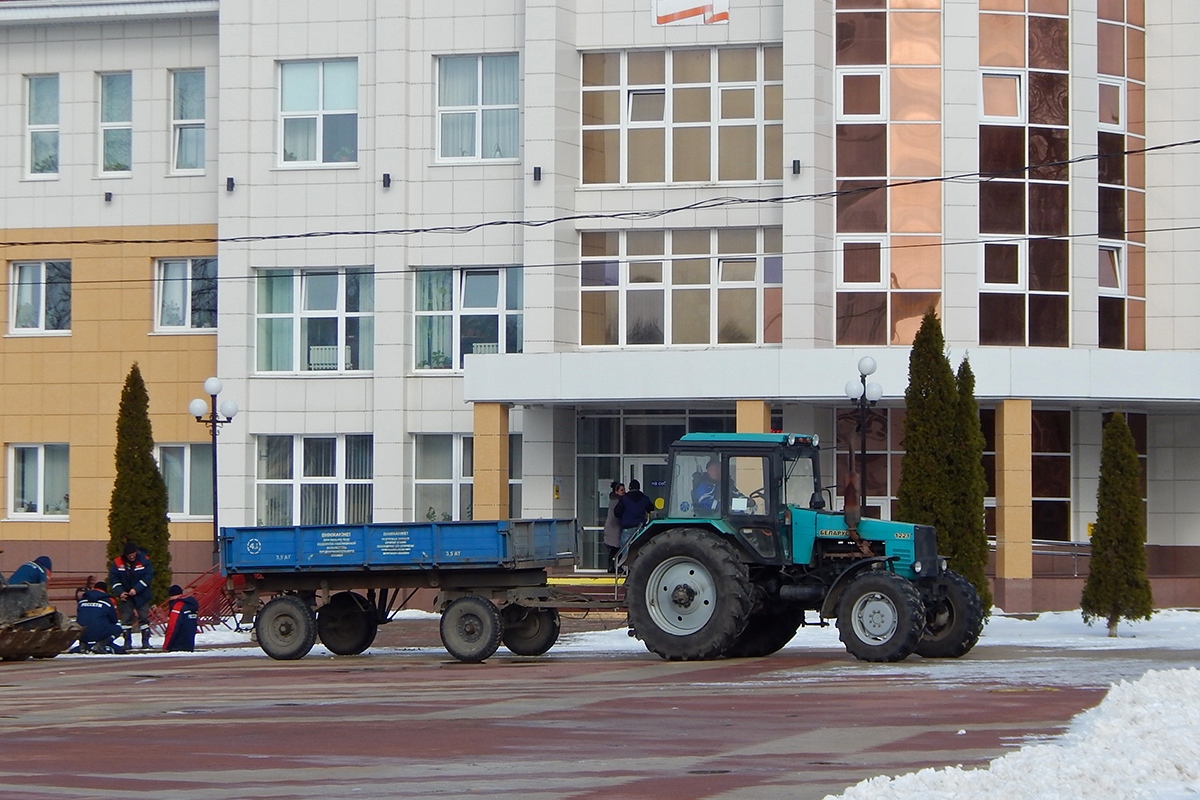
[2,0,1199,609]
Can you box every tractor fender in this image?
[623,521,751,566]
[819,556,898,619]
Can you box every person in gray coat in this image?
[603,481,625,573]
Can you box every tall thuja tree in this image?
[107,363,172,604]
[895,310,959,554]
[1081,412,1153,637]
[950,357,993,612]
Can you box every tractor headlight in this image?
[913,561,923,574]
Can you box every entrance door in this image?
[623,457,669,512]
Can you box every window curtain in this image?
[43,445,69,515]
[482,55,519,158]
[101,73,132,123]
[159,261,187,326]
[190,444,213,515]
[13,448,38,511]
[160,446,185,513]
[176,125,204,170]
[440,57,478,157]
[14,264,41,328]
[257,271,294,371]
[29,75,58,124]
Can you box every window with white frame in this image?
[157,257,216,330]
[837,70,886,120]
[437,54,520,160]
[255,434,373,526]
[1098,243,1126,349]
[11,261,71,333]
[100,72,132,172]
[580,228,782,347]
[27,74,59,176]
[414,434,521,522]
[157,443,213,517]
[581,46,783,184]
[415,267,522,370]
[256,267,374,372]
[10,444,69,516]
[172,69,205,171]
[980,72,1023,122]
[279,60,358,164]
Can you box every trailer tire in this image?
[501,606,561,656]
[627,529,753,661]
[441,595,503,663]
[836,571,924,663]
[724,606,804,658]
[256,595,317,661]
[317,591,378,656]
[915,570,984,659]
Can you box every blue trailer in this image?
[220,518,615,662]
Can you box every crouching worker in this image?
[9,555,52,584]
[73,581,125,654]
[163,585,199,652]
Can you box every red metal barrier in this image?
[149,566,238,633]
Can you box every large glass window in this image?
[255,435,373,526]
[580,228,782,347]
[415,267,523,370]
[157,258,216,330]
[255,268,374,372]
[438,54,520,160]
[172,69,206,172]
[414,434,521,521]
[581,46,782,184]
[157,443,213,517]
[100,72,132,173]
[27,74,59,176]
[11,261,71,333]
[10,444,69,516]
[280,60,358,164]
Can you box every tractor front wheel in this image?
[626,529,753,661]
[915,570,984,659]
[836,571,924,663]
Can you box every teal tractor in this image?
[624,432,983,662]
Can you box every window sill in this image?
[251,370,375,378]
[21,173,59,182]
[150,328,218,336]
[431,158,521,167]
[4,330,71,338]
[166,170,206,178]
[272,162,359,171]
[96,172,133,179]
[5,514,69,522]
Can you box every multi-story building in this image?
[2,0,1197,611]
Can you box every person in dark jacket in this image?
[73,581,125,654]
[163,585,199,652]
[614,479,655,548]
[9,555,52,584]
[109,542,154,650]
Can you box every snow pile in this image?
[828,668,1200,800]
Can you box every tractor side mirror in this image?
[809,492,825,510]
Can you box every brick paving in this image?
[0,616,1162,800]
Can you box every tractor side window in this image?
[783,455,816,507]
[671,452,718,518]
[728,455,768,515]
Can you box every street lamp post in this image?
[844,357,883,512]
[189,377,238,564]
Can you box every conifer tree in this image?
[107,363,172,603]
[950,357,993,612]
[1081,412,1153,636]
[895,310,958,554]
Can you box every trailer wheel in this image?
[317,591,379,656]
[836,571,924,663]
[256,595,317,661]
[915,570,984,659]
[500,605,561,656]
[627,529,753,661]
[724,607,804,658]
[440,596,502,663]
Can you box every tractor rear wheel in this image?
[256,595,317,660]
[836,571,924,662]
[501,605,561,656]
[317,591,378,656]
[440,595,503,663]
[627,529,753,661]
[724,606,804,658]
[915,570,984,658]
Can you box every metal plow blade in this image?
[0,611,82,661]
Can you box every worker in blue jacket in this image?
[109,542,154,650]
[9,555,52,584]
[163,585,199,652]
[73,581,125,654]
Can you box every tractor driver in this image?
[692,457,756,515]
